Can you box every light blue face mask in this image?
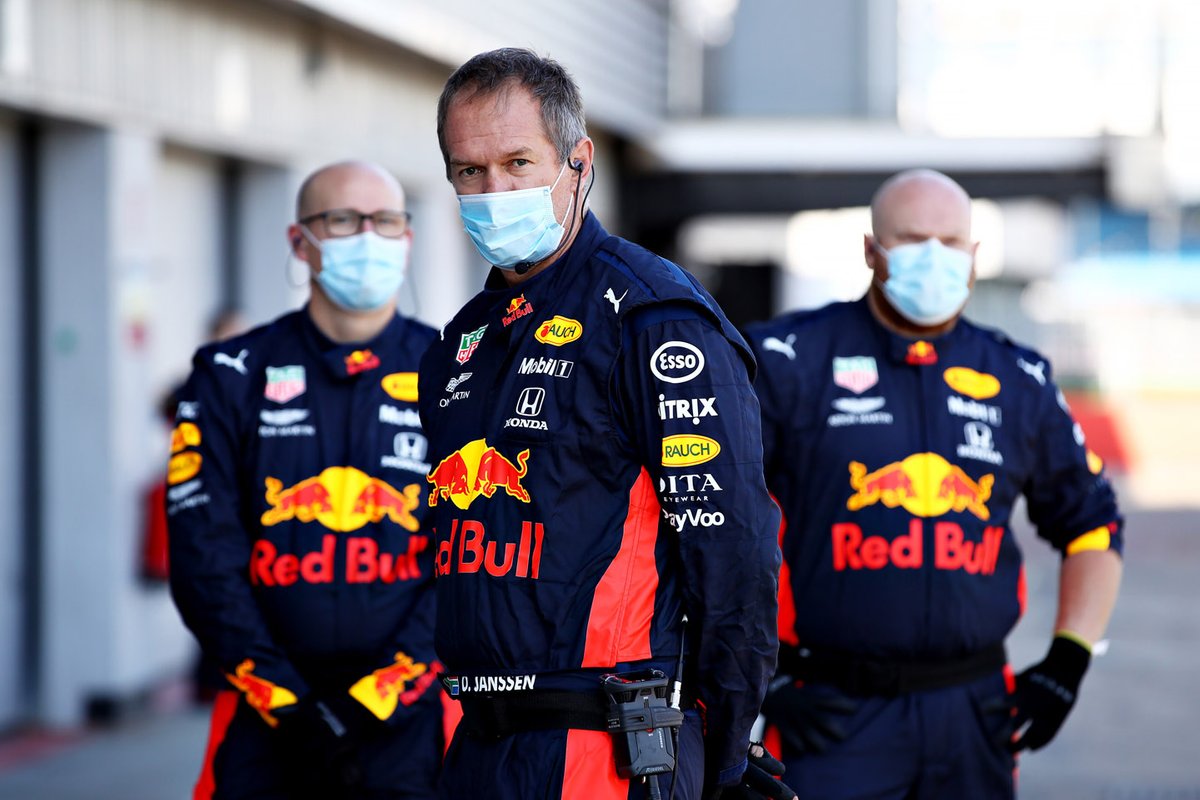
[306,229,409,311]
[877,238,973,326]
[456,161,573,269]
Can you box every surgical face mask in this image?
[306,229,409,311]
[876,238,973,326]
[456,161,574,269]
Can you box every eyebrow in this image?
[449,147,537,168]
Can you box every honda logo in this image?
[394,432,428,461]
[516,387,545,417]
[963,421,993,449]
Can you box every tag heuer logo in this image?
[456,326,487,364]
[832,356,878,394]
[264,366,306,403]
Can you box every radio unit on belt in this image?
[602,668,685,792]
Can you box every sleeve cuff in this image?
[716,756,748,787]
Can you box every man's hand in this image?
[1008,634,1091,753]
[274,692,381,797]
[704,743,796,800]
[761,677,857,756]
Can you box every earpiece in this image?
[570,159,584,172]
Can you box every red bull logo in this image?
[832,520,1004,575]
[502,295,533,327]
[427,439,530,509]
[906,340,937,365]
[225,659,297,726]
[349,652,438,719]
[251,532,428,587]
[846,453,993,520]
[261,467,421,532]
[345,349,381,375]
[436,519,545,580]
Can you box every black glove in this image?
[704,743,796,800]
[761,676,857,756]
[1008,635,1091,753]
[274,692,381,797]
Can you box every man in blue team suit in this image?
[747,169,1124,799]
[168,161,444,799]
[420,49,792,800]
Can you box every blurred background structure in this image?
[0,0,1196,786]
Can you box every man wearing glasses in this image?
[168,161,445,799]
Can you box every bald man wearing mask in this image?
[745,169,1124,799]
[169,161,445,799]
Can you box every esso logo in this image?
[651,341,705,384]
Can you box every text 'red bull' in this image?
[832,519,1004,575]
[250,534,429,586]
[435,519,545,579]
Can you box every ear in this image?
[863,234,877,269]
[569,137,595,180]
[287,224,307,259]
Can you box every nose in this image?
[480,173,512,195]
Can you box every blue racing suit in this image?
[168,309,444,799]
[746,297,1124,799]
[418,212,781,800]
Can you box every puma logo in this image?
[604,287,628,314]
[762,334,796,360]
[214,349,249,375]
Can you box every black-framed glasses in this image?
[299,208,411,238]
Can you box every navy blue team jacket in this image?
[746,298,1124,661]
[418,212,781,785]
[168,309,441,724]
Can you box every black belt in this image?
[455,689,610,739]
[778,643,1007,696]
[447,680,697,740]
